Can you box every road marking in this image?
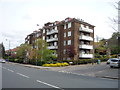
[2,67,7,69]
[36,80,63,89]
[16,73,30,78]
[7,69,14,72]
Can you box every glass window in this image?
[86,26,89,29]
[43,29,45,33]
[64,32,66,37]
[55,26,57,30]
[54,34,57,38]
[64,24,66,29]
[68,31,71,37]
[64,40,66,46]
[67,57,70,60]
[43,36,45,40]
[54,42,57,46]
[68,22,71,28]
[68,40,71,45]
[64,49,66,54]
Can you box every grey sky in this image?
[0,0,118,50]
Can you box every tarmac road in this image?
[1,63,118,89]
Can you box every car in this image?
[0,59,6,63]
[106,58,118,64]
[109,58,120,68]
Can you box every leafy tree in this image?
[95,39,107,56]
[16,43,31,63]
[34,39,56,65]
[107,32,120,54]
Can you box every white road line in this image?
[36,80,63,89]
[7,69,14,72]
[16,73,30,78]
[2,67,7,69]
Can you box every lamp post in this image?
[6,39,10,62]
[39,28,43,65]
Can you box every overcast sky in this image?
[0,0,118,50]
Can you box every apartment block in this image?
[25,17,95,61]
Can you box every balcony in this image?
[47,46,58,49]
[46,38,58,42]
[79,44,93,49]
[47,30,58,35]
[79,27,93,33]
[79,53,93,58]
[79,35,93,41]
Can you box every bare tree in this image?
[108,1,120,33]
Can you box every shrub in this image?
[43,64,49,67]
[56,63,62,67]
[42,62,69,67]
[63,62,69,66]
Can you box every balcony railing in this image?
[46,38,58,42]
[79,44,93,49]
[47,30,58,35]
[79,35,93,41]
[79,27,93,33]
[79,53,93,58]
[47,46,58,49]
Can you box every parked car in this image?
[0,59,6,63]
[109,58,120,68]
[106,58,118,64]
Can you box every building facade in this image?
[25,17,95,61]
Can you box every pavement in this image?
[7,62,119,80]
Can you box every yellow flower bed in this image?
[42,62,69,67]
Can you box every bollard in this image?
[97,59,101,64]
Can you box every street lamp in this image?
[39,28,43,65]
[6,39,10,62]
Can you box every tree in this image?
[16,43,31,63]
[67,45,76,60]
[107,32,120,54]
[33,39,55,65]
[95,39,107,57]
[108,1,120,33]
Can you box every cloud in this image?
[0,0,117,50]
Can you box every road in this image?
[1,63,118,89]
[48,62,119,79]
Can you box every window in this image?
[37,33,40,37]
[43,29,45,33]
[86,26,89,29]
[63,49,66,54]
[67,57,70,60]
[54,34,57,38]
[68,40,71,45]
[43,36,45,40]
[54,42,57,46]
[55,26,57,30]
[64,32,66,37]
[64,40,66,46]
[64,24,66,29]
[68,22,71,28]
[68,31,71,37]
[63,58,66,60]
[81,24,84,27]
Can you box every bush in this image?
[56,63,62,67]
[42,62,69,67]
[42,64,49,67]
[63,62,69,66]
